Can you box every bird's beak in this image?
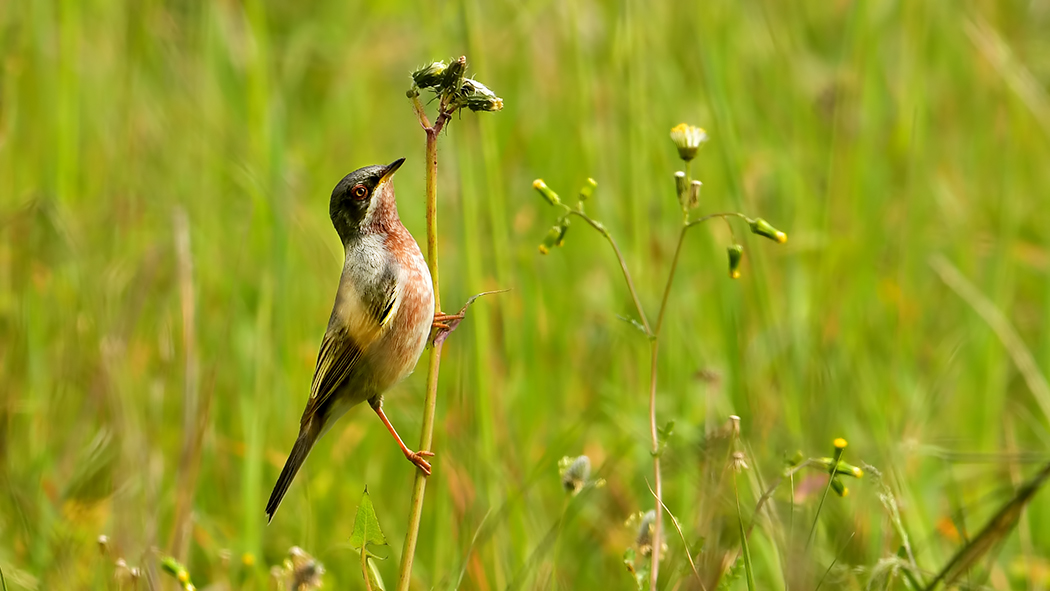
[380,157,406,183]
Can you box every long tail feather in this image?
[265,428,319,523]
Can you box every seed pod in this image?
[727,244,743,279]
[748,217,787,243]
[533,179,561,206]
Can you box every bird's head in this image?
[330,157,405,243]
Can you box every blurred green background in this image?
[3,0,1050,588]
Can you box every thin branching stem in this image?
[560,205,750,587]
[560,208,651,334]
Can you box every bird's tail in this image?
[265,426,320,523]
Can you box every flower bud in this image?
[442,55,467,92]
[688,180,702,209]
[669,123,708,161]
[555,219,569,247]
[579,177,597,201]
[461,78,504,112]
[411,61,448,89]
[830,477,849,497]
[539,226,561,254]
[727,244,743,279]
[533,179,561,206]
[674,171,687,207]
[748,218,787,243]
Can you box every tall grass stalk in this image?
[396,96,449,591]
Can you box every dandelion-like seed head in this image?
[283,547,325,591]
[635,509,657,555]
[731,451,749,472]
[670,123,708,161]
[560,455,592,494]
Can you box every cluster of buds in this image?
[786,438,863,498]
[669,124,706,217]
[532,178,598,254]
[668,123,787,279]
[409,56,503,113]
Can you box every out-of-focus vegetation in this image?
[2,1,1050,588]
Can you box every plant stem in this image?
[562,210,650,334]
[397,97,450,591]
[646,222,691,589]
[560,203,743,588]
[647,339,663,590]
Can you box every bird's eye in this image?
[351,184,369,200]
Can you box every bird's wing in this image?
[302,268,400,421]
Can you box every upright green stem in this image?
[397,101,448,591]
[646,223,689,588]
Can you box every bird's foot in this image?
[404,449,436,475]
[432,312,464,331]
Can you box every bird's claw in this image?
[406,450,435,475]
[431,312,464,332]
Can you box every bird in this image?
[265,157,438,523]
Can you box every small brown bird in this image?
[266,158,436,523]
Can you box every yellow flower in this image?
[669,123,708,161]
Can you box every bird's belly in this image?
[367,262,433,391]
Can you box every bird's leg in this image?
[432,311,464,331]
[371,402,434,475]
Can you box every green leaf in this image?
[658,420,675,443]
[350,487,388,551]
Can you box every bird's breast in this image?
[359,229,433,391]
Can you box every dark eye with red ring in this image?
[351,184,369,200]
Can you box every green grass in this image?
[3,0,1050,588]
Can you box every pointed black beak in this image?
[381,157,405,181]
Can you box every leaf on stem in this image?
[351,487,389,553]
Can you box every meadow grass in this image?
[2,0,1050,588]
